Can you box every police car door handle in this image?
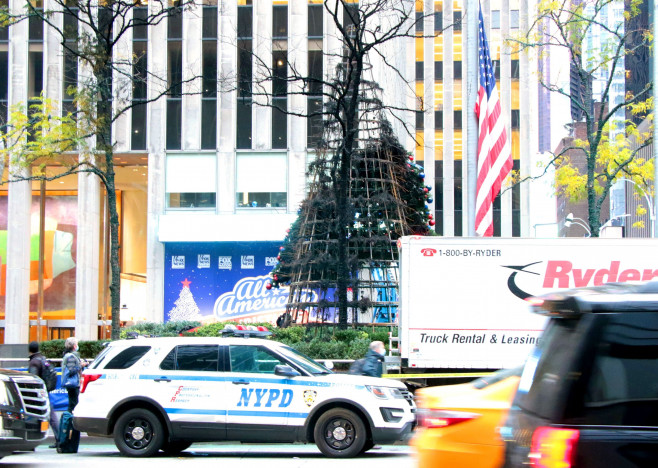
[154,377,172,382]
[232,380,250,385]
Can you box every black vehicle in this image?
[502,281,658,468]
[0,369,50,459]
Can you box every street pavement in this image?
[1,436,416,467]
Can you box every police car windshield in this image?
[278,346,332,375]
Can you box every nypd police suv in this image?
[72,327,415,458]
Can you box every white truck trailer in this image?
[396,236,658,372]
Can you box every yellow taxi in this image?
[412,367,521,468]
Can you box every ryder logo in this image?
[543,261,658,288]
[505,260,658,300]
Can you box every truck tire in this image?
[114,408,165,457]
[161,441,192,455]
[313,408,367,458]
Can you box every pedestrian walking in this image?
[361,341,386,378]
[27,341,60,448]
[61,337,87,413]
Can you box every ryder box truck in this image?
[396,236,658,371]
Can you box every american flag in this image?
[474,7,512,237]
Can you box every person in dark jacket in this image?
[361,341,386,378]
[28,341,60,448]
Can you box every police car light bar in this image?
[220,325,272,338]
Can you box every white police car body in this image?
[73,334,415,458]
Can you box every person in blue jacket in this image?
[361,341,386,378]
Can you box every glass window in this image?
[308,50,323,96]
[202,6,218,39]
[435,110,443,128]
[28,51,43,98]
[201,99,217,150]
[29,10,44,42]
[434,11,442,33]
[133,7,148,40]
[511,60,520,79]
[416,61,424,81]
[511,110,520,129]
[454,110,462,129]
[415,11,424,33]
[237,5,252,39]
[166,154,217,208]
[308,4,323,38]
[510,10,519,29]
[0,51,8,102]
[131,103,147,150]
[491,10,500,29]
[236,98,252,149]
[168,41,183,96]
[416,110,424,130]
[203,42,217,97]
[272,50,287,97]
[168,10,183,39]
[273,5,287,39]
[434,61,443,80]
[236,153,286,208]
[166,99,182,150]
[229,345,285,374]
[104,346,151,370]
[160,345,221,372]
[272,98,287,149]
[453,11,462,30]
[307,97,323,148]
[454,60,462,80]
[133,42,147,100]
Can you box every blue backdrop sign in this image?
[164,242,295,323]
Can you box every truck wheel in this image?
[161,441,192,455]
[314,408,367,458]
[114,408,165,457]
[360,440,375,453]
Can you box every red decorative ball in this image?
[429,220,436,226]
[428,213,433,219]
[273,274,278,281]
[279,246,285,251]
[408,155,414,161]
[423,187,429,193]
[277,255,281,260]
[265,282,272,290]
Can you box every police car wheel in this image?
[314,408,366,458]
[113,408,165,457]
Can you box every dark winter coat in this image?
[28,352,46,378]
[361,349,384,378]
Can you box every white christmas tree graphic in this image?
[168,278,201,321]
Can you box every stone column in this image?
[182,2,202,150]
[287,0,308,212]
[74,4,101,340]
[252,1,272,150]
[218,0,237,215]
[145,0,168,323]
[5,0,31,343]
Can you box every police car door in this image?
[225,344,300,441]
[156,344,227,440]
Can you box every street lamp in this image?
[565,213,592,237]
[615,178,655,238]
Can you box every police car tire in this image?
[313,408,367,458]
[113,408,165,457]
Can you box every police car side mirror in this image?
[274,365,301,377]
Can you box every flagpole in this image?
[466,0,479,236]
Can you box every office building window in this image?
[454,110,462,130]
[415,12,424,33]
[511,10,519,29]
[132,7,147,150]
[416,110,424,130]
[453,11,462,30]
[166,154,217,209]
[28,0,43,41]
[166,5,183,150]
[434,11,442,33]
[511,60,520,79]
[308,4,323,38]
[307,48,323,148]
[201,5,218,150]
[273,5,287,39]
[237,4,252,149]
[511,110,520,129]
[62,7,78,116]
[454,60,462,80]
[435,61,443,80]
[236,153,287,209]
[435,110,443,128]
[491,10,500,29]
[416,61,424,81]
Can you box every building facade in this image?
[0,0,541,342]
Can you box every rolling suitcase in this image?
[57,411,80,453]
